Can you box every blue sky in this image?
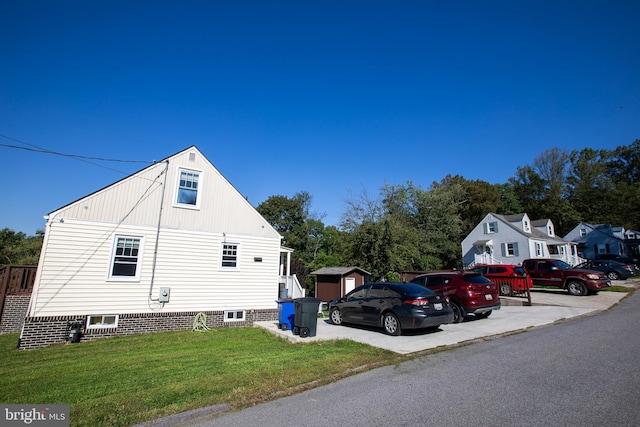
[1,1,638,234]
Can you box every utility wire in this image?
[0,134,152,164]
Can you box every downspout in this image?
[149,160,169,301]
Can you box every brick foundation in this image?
[18,309,278,350]
[0,295,32,334]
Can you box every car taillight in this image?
[405,299,429,306]
[623,265,633,272]
[445,296,450,303]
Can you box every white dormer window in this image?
[524,220,531,232]
[580,228,587,237]
[548,225,554,236]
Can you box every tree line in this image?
[257,140,640,289]
[2,140,638,293]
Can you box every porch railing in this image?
[279,274,305,299]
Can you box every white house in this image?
[461,213,582,268]
[20,146,303,349]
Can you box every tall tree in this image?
[0,228,43,265]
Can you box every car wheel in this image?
[330,307,343,325]
[450,301,466,323]
[382,313,401,336]
[607,271,621,280]
[499,283,513,296]
[567,281,588,296]
[475,310,492,319]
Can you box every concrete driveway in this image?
[255,287,631,355]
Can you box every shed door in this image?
[344,277,356,296]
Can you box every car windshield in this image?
[556,260,573,269]
[463,274,492,284]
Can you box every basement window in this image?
[223,310,245,322]
[87,315,119,329]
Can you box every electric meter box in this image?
[158,287,171,303]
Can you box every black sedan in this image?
[328,282,454,336]
[576,260,637,280]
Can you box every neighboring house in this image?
[564,223,640,260]
[311,267,370,302]
[461,213,582,268]
[20,146,303,349]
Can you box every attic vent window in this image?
[189,152,196,161]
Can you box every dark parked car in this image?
[328,282,454,336]
[410,272,500,323]
[595,254,640,268]
[576,260,637,280]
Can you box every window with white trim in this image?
[221,243,239,268]
[224,310,245,322]
[524,220,530,232]
[176,168,201,208]
[87,314,118,329]
[536,242,543,256]
[109,236,143,280]
[580,228,587,237]
[506,243,516,256]
[486,221,498,234]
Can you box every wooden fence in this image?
[0,265,37,319]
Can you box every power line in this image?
[0,134,152,164]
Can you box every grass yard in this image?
[0,328,397,427]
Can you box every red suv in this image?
[467,264,533,296]
[410,272,500,323]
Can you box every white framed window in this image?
[109,235,144,281]
[86,314,119,329]
[580,228,587,237]
[485,221,498,234]
[506,243,516,256]
[223,310,245,322]
[548,225,554,236]
[524,220,530,232]
[535,242,543,256]
[175,167,202,209]
[221,243,239,268]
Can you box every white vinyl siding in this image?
[48,149,279,239]
[29,220,281,317]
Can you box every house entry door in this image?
[344,277,356,296]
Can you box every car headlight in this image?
[586,273,600,280]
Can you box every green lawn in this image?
[0,328,397,427]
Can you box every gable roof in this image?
[46,146,281,239]
[311,266,372,276]
[492,213,566,244]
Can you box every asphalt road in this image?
[176,290,640,427]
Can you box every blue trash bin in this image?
[276,299,295,330]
